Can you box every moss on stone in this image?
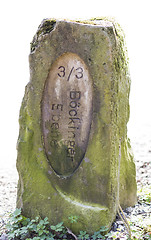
[30,19,56,52]
[17,18,136,234]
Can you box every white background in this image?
[0,0,151,165]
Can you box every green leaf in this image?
[31,216,40,223]
[22,217,30,226]
[56,222,64,227]
[40,234,46,239]
[44,217,49,224]
[38,229,44,236]
[51,225,56,230]
[15,215,23,223]
[7,232,15,239]
[46,237,55,240]
[68,215,79,223]
[20,226,28,234]
[13,208,22,217]
[51,222,64,232]
[14,228,21,237]
[44,230,49,234]
[99,226,109,232]
[85,234,90,239]
[56,228,63,232]
[39,219,45,225]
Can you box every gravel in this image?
[0,123,151,239]
[0,162,18,235]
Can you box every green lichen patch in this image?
[30,18,56,52]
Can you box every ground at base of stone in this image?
[0,123,151,240]
[0,200,151,240]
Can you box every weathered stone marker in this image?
[17,18,137,234]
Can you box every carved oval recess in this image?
[41,52,92,177]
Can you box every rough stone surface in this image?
[16,18,137,234]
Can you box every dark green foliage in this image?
[78,231,90,240]
[68,215,79,224]
[5,209,109,240]
[6,209,61,240]
[5,201,151,240]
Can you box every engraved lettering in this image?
[67,67,74,81]
[66,90,81,160]
[68,148,75,156]
[75,67,83,79]
[69,101,77,108]
[70,91,81,100]
[68,131,76,138]
[68,117,80,125]
[42,52,92,176]
[58,66,65,77]
[52,115,60,121]
[69,109,77,117]
[52,104,63,111]
[68,140,75,147]
[51,122,59,129]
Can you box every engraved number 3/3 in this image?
[58,66,83,80]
